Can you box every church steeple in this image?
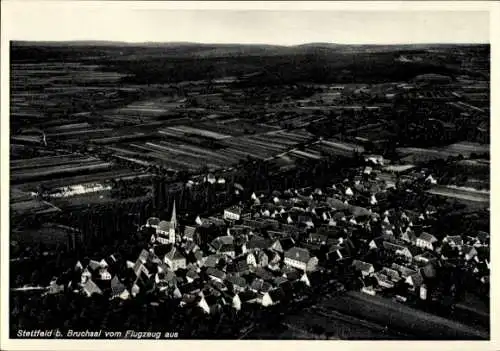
[170,201,177,229]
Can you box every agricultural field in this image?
[322,291,488,340]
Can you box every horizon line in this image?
[10,40,491,46]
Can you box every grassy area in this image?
[323,291,489,340]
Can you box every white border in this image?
[1,1,498,350]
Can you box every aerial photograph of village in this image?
[5,6,491,342]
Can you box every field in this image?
[426,185,490,204]
[322,291,488,339]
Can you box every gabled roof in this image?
[381,267,400,281]
[407,272,424,287]
[476,246,489,261]
[462,245,478,255]
[308,233,328,243]
[165,247,185,261]
[415,251,438,261]
[225,206,242,215]
[254,267,275,281]
[88,260,101,272]
[391,263,417,277]
[204,254,223,268]
[186,269,200,280]
[239,290,259,302]
[206,267,226,280]
[383,241,410,253]
[184,241,199,254]
[226,274,247,288]
[246,238,273,250]
[352,260,374,273]
[82,279,102,296]
[210,236,234,251]
[273,237,295,252]
[284,269,302,281]
[273,276,289,286]
[183,226,197,239]
[443,235,463,246]
[111,276,127,296]
[250,278,265,291]
[147,217,161,226]
[229,257,249,273]
[138,249,150,263]
[284,247,311,263]
[477,231,490,243]
[419,232,438,243]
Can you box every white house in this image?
[284,247,318,272]
[224,206,242,221]
[416,232,438,251]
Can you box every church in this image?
[147,201,177,245]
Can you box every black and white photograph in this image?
[0,1,497,349]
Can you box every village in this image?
[42,151,489,332]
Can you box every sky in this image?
[2,2,491,45]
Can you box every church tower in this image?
[169,201,177,243]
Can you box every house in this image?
[225,274,248,292]
[224,206,242,221]
[110,276,130,300]
[243,238,273,253]
[382,241,413,262]
[374,272,395,289]
[239,290,260,304]
[391,263,417,278]
[327,242,351,261]
[419,284,428,300]
[476,231,490,245]
[203,254,224,268]
[164,247,186,271]
[206,267,226,283]
[48,278,65,295]
[267,250,282,271]
[186,269,200,283]
[222,291,242,311]
[361,286,376,296]
[416,232,438,251]
[183,241,200,255]
[400,228,417,245]
[352,260,375,277]
[462,245,478,261]
[381,267,401,282]
[198,294,211,314]
[271,238,296,253]
[210,236,235,258]
[254,267,275,282]
[413,251,438,265]
[99,268,112,281]
[82,278,103,297]
[88,259,101,272]
[307,233,328,245]
[228,256,250,275]
[183,226,197,241]
[261,290,283,307]
[250,278,272,293]
[247,251,269,268]
[284,247,318,272]
[443,235,464,249]
[156,270,177,288]
[146,217,161,229]
[209,280,228,293]
[405,271,424,291]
